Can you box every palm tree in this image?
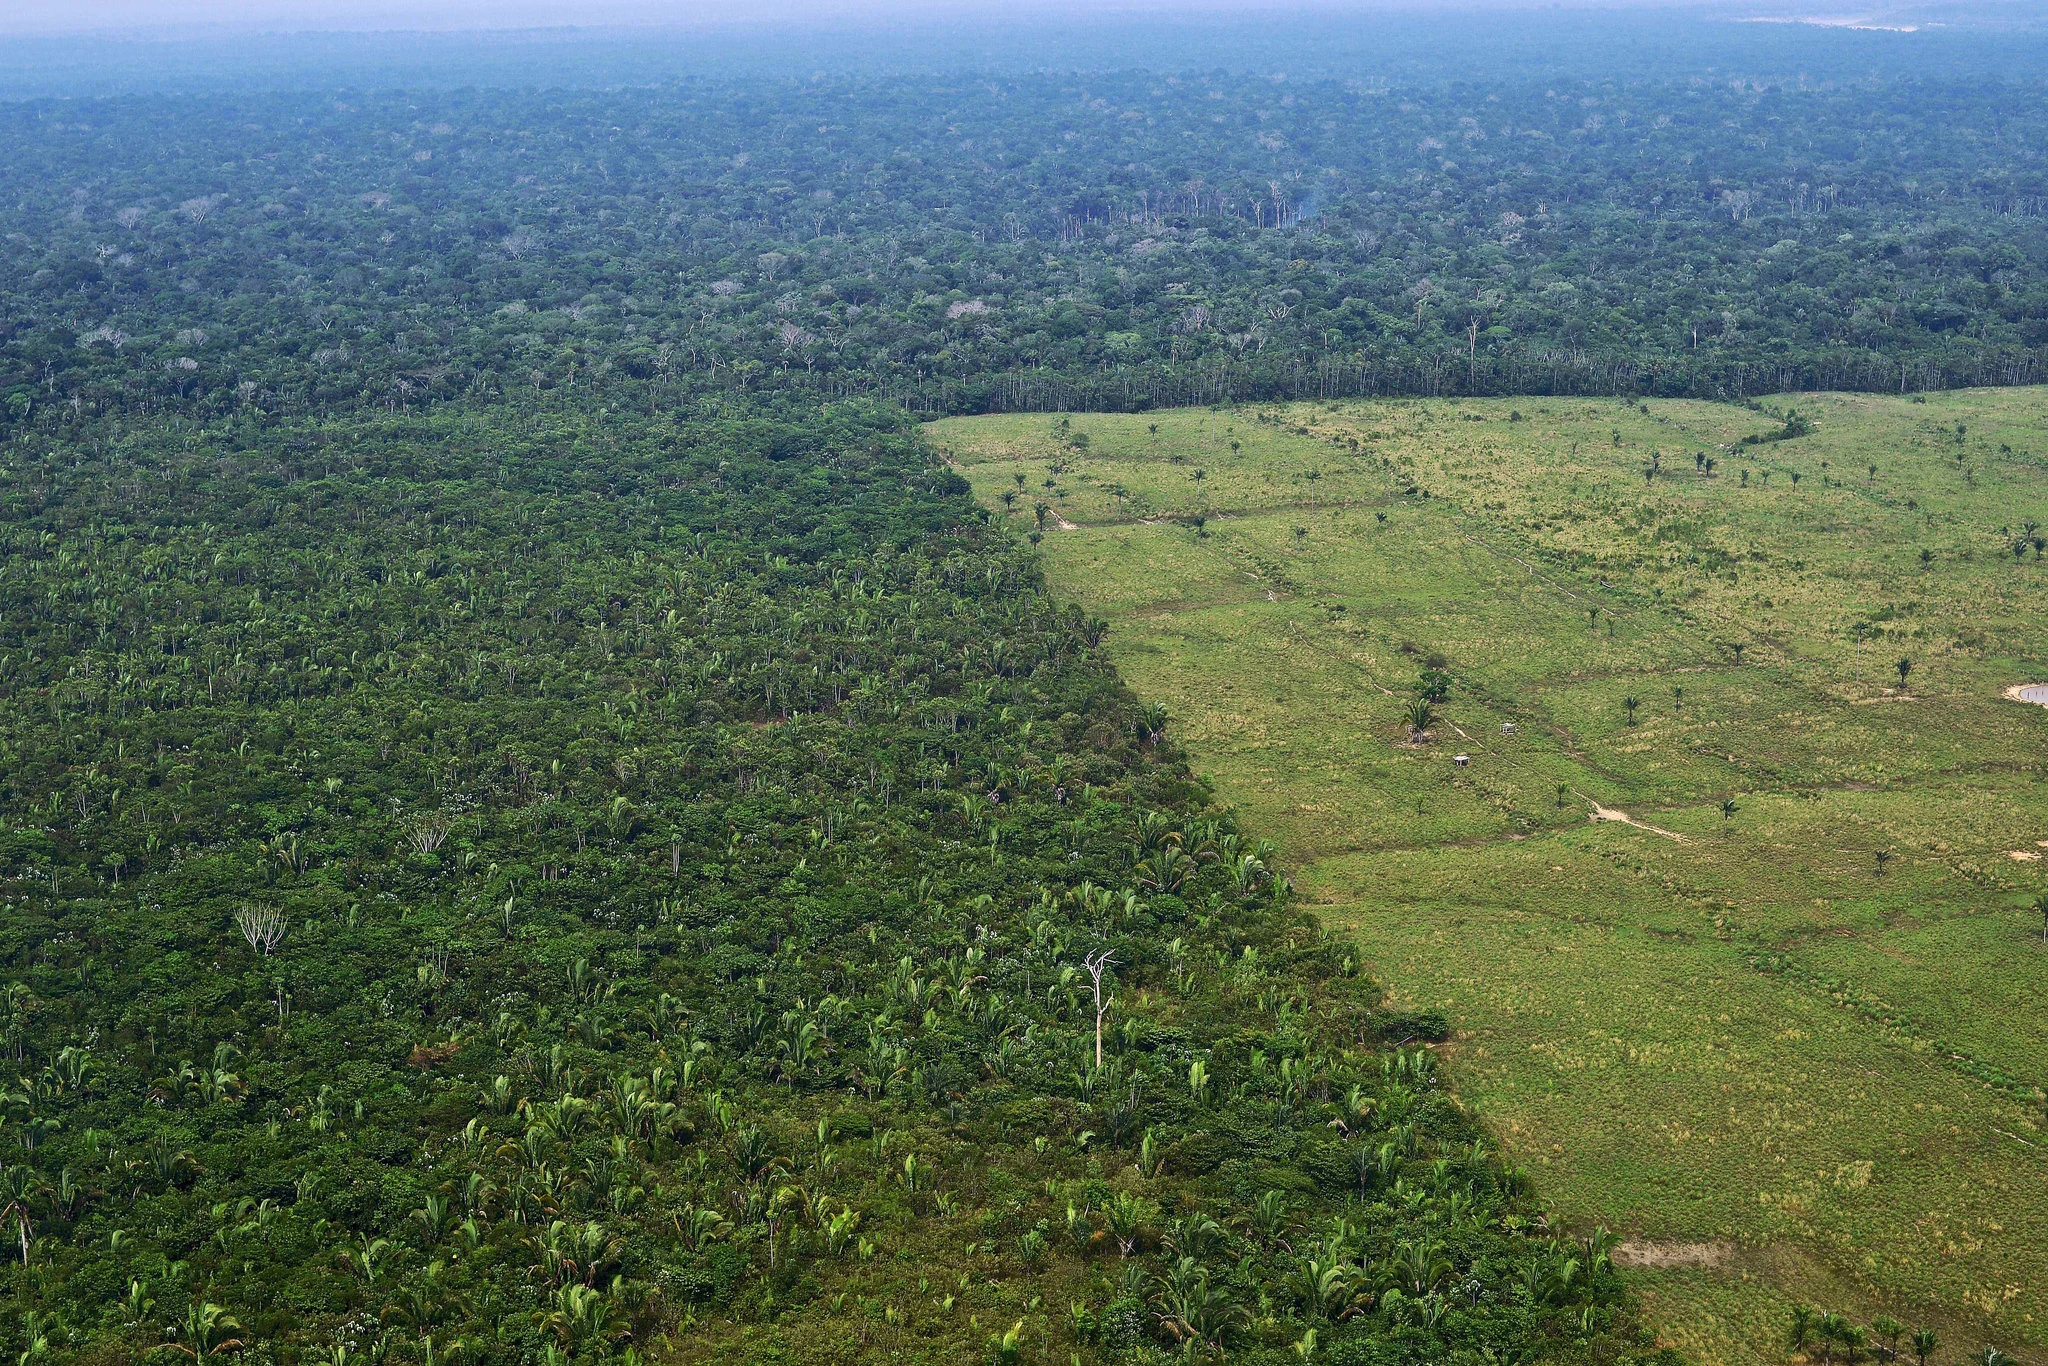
[1623,695,1639,726]
[2033,893,2048,944]
[1789,1307,1817,1358]
[0,1165,41,1264]
[1405,698,1434,742]
[1895,657,1911,690]
[1720,797,1738,826]
[170,1303,246,1362]
[1103,1190,1151,1258]
[1871,1316,1903,1365]
[1910,1329,1937,1366]
[1817,1312,1852,1366]
[1874,849,1891,878]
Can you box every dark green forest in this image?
[4,68,2048,425]
[0,25,2042,1365]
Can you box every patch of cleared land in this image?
[936,390,2048,1366]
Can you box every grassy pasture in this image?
[933,390,2048,1366]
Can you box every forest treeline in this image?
[1,71,2046,423]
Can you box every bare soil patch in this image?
[1613,1239,1736,1271]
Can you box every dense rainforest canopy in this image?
[2,66,2046,423]
[0,24,2041,1365]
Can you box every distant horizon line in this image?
[0,0,1990,40]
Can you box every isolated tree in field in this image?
[1000,490,1017,513]
[1791,471,1802,488]
[2033,893,2048,944]
[1919,548,1932,568]
[1405,698,1434,742]
[1623,695,1639,725]
[1910,1330,1937,1366]
[1013,471,1026,489]
[1895,657,1911,690]
[1867,464,1877,482]
[1557,782,1571,808]
[1730,642,1745,665]
[1720,797,1738,826]
[1874,849,1891,878]
[1033,502,1048,531]
[1672,684,1684,709]
[1292,526,1307,547]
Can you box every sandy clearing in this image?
[1581,797,1687,842]
[1612,1239,1736,1271]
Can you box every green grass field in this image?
[933,390,2048,1366]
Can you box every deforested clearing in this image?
[941,389,2048,1365]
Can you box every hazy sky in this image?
[0,0,1767,36]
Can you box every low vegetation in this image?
[940,389,2048,1366]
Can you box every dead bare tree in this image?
[410,814,452,854]
[1082,949,1118,1069]
[234,904,287,956]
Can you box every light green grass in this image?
[934,391,2048,1366]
